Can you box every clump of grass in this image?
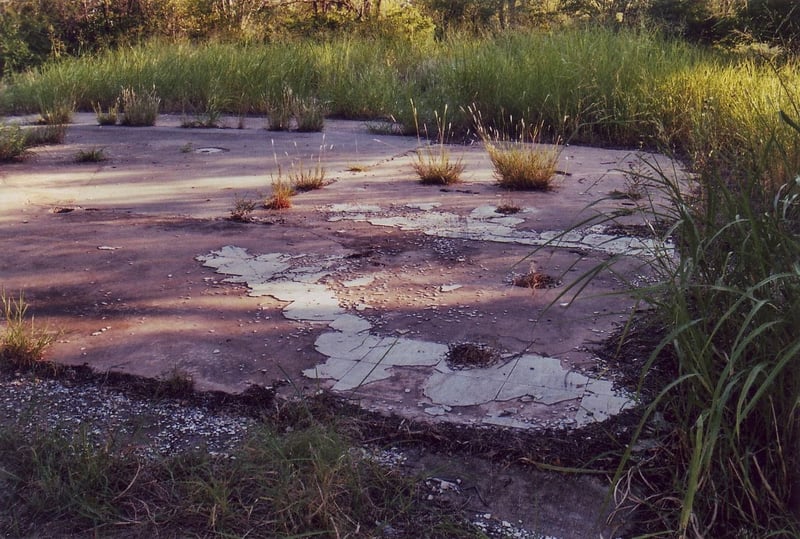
[0,124,28,161]
[496,201,521,214]
[157,367,195,397]
[295,96,326,132]
[474,110,560,191]
[265,87,326,132]
[74,147,107,163]
[230,194,257,221]
[266,86,295,131]
[38,99,74,125]
[290,163,326,192]
[120,87,160,127]
[24,124,67,146]
[0,291,56,368]
[264,172,293,209]
[411,103,465,185]
[92,101,119,126]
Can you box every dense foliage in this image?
[1,0,799,75]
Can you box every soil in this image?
[0,113,683,537]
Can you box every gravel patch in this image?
[0,369,256,460]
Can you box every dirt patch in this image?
[446,342,502,370]
[512,271,561,289]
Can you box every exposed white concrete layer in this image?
[198,246,633,428]
[327,203,672,257]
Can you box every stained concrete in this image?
[1,113,681,428]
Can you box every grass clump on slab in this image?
[411,103,465,185]
[0,124,28,161]
[0,291,56,369]
[230,194,257,222]
[120,87,160,127]
[264,173,294,210]
[92,101,119,126]
[473,108,560,190]
[74,147,106,163]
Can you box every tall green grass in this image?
[597,120,800,535]
[4,29,799,183]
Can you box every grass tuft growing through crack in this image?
[0,291,56,369]
[473,108,561,191]
[411,102,465,186]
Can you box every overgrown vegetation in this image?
[0,416,477,537]
[3,1,800,536]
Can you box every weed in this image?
[120,87,160,127]
[92,101,119,126]
[412,147,465,185]
[411,102,465,185]
[486,140,560,190]
[474,110,560,190]
[513,271,560,289]
[74,147,107,163]
[294,96,326,132]
[264,171,293,210]
[180,142,193,153]
[0,124,28,161]
[230,195,257,221]
[265,86,295,131]
[0,291,56,368]
[496,201,521,214]
[290,162,326,191]
[37,99,73,125]
[23,124,67,146]
[157,367,195,397]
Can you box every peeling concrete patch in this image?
[325,203,672,256]
[198,245,633,429]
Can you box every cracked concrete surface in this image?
[1,113,681,430]
[198,240,634,429]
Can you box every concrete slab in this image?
[0,112,682,429]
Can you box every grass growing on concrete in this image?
[0,124,28,161]
[74,147,106,163]
[0,292,56,368]
[93,101,119,126]
[264,173,293,210]
[411,104,465,185]
[120,87,160,127]
[475,111,560,190]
